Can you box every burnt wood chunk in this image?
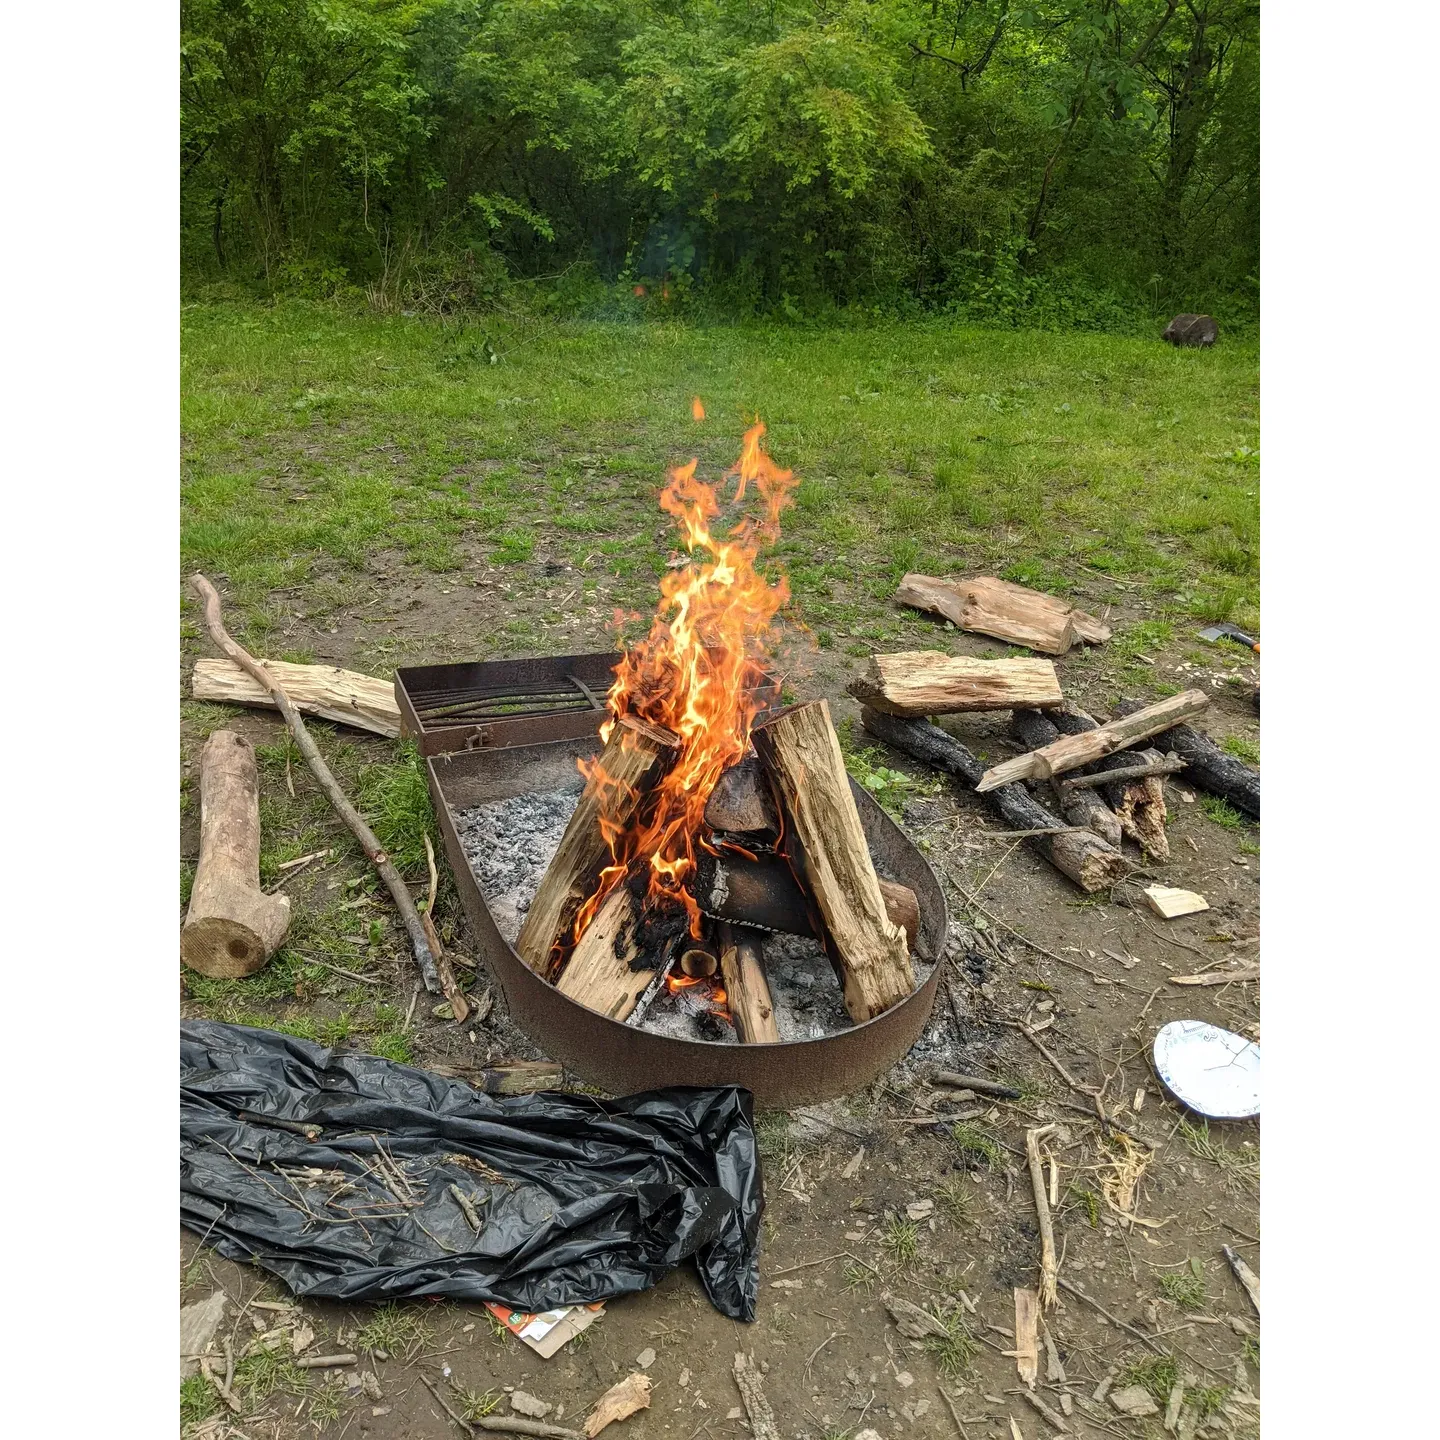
[555,884,656,1020]
[1010,708,1123,850]
[1113,700,1259,818]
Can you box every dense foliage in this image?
[181,0,1258,322]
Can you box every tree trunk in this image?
[182,730,291,977]
[861,708,1128,892]
[751,701,914,1022]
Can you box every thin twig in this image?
[1056,1276,1166,1353]
[1025,1124,1059,1309]
[306,957,383,986]
[940,1387,972,1440]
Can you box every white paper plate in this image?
[1153,1020,1260,1119]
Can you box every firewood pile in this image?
[853,573,1260,892]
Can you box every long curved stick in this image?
[189,573,440,994]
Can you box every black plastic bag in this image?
[180,1021,762,1320]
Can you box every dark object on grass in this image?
[180,1021,762,1320]
[1113,700,1259,819]
[1011,708,1123,849]
[1163,314,1218,347]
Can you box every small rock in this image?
[855,1431,885,1440]
[432,1002,455,1020]
[1111,1385,1161,1417]
[679,1368,691,1388]
[895,1371,914,1388]
[771,1279,804,1290]
[371,1406,390,1417]
[913,1399,930,1418]
[361,1371,383,1402]
[905,1199,934,1221]
[374,1348,390,1361]
[635,1347,657,1370]
[1060,1394,1073,1416]
[510,1392,553,1419]
[179,1291,228,1380]
[726,1407,744,1420]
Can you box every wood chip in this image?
[1168,966,1259,986]
[584,1373,652,1437]
[1012,1288,1040,1387]
[1143,885,1210,919]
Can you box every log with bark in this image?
[977,689,1209,791]
[860,708,1129,892]
[692,848,920,950]
[517,716,680,978]
[190,574,441,992]
[848,651,1063,716]
[895,574,1110,654]
[751,700,914,1022]
[554,884,657,1021]
[1112,700,1259,818]
[716,922,780,1043]
[191,657,401,738]
[1010,709,1123,850]
[182,730,292,977]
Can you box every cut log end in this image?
[181,911,290,979]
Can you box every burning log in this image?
[693,848,920,951]
[751,700,914,1022]
[848,651,1063,717]
[678,940,719,978]
[517,716,680,978]
[1010,708,1123,850]
[1112,699,1259,818]
[554,884,657,1021]
[716,923,780,1044]
[703,754,780,840]
[976,689,1209,791]
[860,707,1129,892]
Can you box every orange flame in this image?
[569,420,797,948]
[691,396,706,421]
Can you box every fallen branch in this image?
[932,1071,1022,1099]
[1056,1277,1167,1354]
[1059,755,1186,791]
[1025,1125,1059,1309]
[190,573,441,994]
[1169,967,1260,986]
[448,1183,484,1233]
[1222,1244,1261,1314]
[732,1352,781,1440]
[1113,700,1259,818]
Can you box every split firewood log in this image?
[1010,708,1123,850]
[703,753,780,839]
[554,884,656,1021]
[517,716,679,979]
[860,708,1128,892]
[751,700,914,1022]
[848,651,1063,716]
[895,574,1110,654]
[191,657,401,738]
[182,730,291,977]
[977,690,1208,791]
[716,923,780,1043]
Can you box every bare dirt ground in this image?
[181,563,1259,1440]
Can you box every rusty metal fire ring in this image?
[428,734,948,1111]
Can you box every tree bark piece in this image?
[1113,701,1259,818]
[517,716,679,979]
[732,1352,781,1440]
[848,651,1063,716]
[182,730,292,977]
[189,574,442,992]
[896,574,1110,652]
[584,1372,653,1437]
[1011,708,1123,849]
[191,657,401,737]
[932,1071,1023,1099]
[1222,1244,1261,1314]
[716,923,780,1043]
[751,701,914,1022]
[977,690,1209,791]
[860,708,1128,893]
[555,885,656,1020]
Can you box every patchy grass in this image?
[755,1112,792,1165]
[923,1306,981,1378]
[234,1345,304,1405]
[1199,794,1250,830]
[180,1374,219,1428]
[937,1177,972,1225]
[950,1123,1004,1169]
[1222,732,1260,764]
[1178,1117,1259,1187]
[843,1260,878,1293]
[1120,1352,1180,1405]
[1066,1182,1101,1227]
[882,1215,920,1270]
[356,1302,433,1361]
[458,1385,503,1420]
[1158,1258,1209,1310]
[356,742,436,875]
[1192,1383,1231,1418]
[182,303,1258,649]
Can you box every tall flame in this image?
[570,419,797,947]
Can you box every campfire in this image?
[490,418,925,1044]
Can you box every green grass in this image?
[1200,794,1249,830]
[923,1306,981,1378]
[1222,733,1260,764]
[1158,1258,1209,1311]
[181,1375,219,1428]
[356,741,436,875]
[950,1123,1004,1169]
[356,1301,433,1360]
[1120,1352,1180,1405]
[882,1215,920,1270]
[182,302,1259,649]
[1066,1182,1100,1227]
[458,1385,503,1420]
[234,1346,304,1405]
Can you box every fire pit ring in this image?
[429,733,949,1110]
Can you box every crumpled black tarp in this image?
[180,1021,762,1320]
